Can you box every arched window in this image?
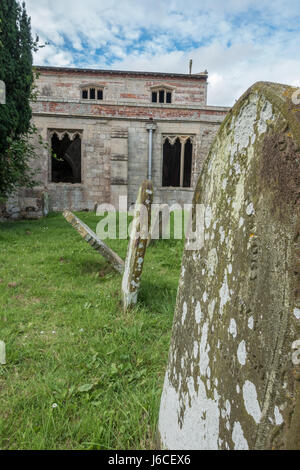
[183,138,192,188]
[162,136,193,188]
[51,132,82,183]
[162,138,181,187]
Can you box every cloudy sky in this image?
[25,0,300,107]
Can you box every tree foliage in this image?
[0,0,42,200]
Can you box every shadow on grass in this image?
[68,259,122,283]
[139,278,177,314]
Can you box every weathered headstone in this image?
[147,205,162,247]
[0,341,6,365]
[42,191,50,217]
[63,210,125,274]
[122,180,153,311]
[0,80,6,105]
[158,82,300,450]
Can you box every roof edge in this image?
[33,65,208,80]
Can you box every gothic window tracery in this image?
[162,135,193,188]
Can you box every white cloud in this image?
[34,44,74,68]
[24,0,300,106]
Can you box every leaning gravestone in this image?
[42,191,50,217]
[158,82,300,450]
[63,210,125,274]
[122,180,153,311]
[147,205,162,247]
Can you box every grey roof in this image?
[34,65,208,80]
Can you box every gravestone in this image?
[0,80,5,105]
[122,180,153,311]
[147,205,162,247]
[42,191,50,217]
[158,82,300,450]
[63,210,125,274]
[0,341,6,365]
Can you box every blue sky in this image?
[25,0,300,106]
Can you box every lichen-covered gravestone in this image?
[63,210,125,274]
[0,341,6,365]
[122,180,153,311]
[147,205,162,247]
[158,82,300,450]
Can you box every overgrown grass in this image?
[0,212,184,450]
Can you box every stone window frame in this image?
[161,134,195,189]
[80,84,104,101]
[48,129,84,185]
[150,84,175,104]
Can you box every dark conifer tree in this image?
[0,0,41,199]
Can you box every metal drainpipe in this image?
[146,122,157,181]
[148,128,153,180]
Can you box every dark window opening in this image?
[152,92,157,103]
[152,89,172,104]
[81,87,103,100]
[183,138,192,187]
[51,133,82,184]
[162,138,181,187]
[159,90,165,103]
[162,137,193,188]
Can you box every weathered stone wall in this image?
[35,67,208,106]
[2,68,229,218]
[0,188,49,221]
[158,82,300,450]
[28,115,115,212]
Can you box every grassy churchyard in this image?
[0,211,184,450]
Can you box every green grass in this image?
[0,212,184,450]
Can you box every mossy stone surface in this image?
[158,82,300,450]
[122,180,153,311]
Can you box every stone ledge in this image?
[110,155,128,161]
[34,97,229,112]
[111,178,128,186]
[158,187,194,192]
